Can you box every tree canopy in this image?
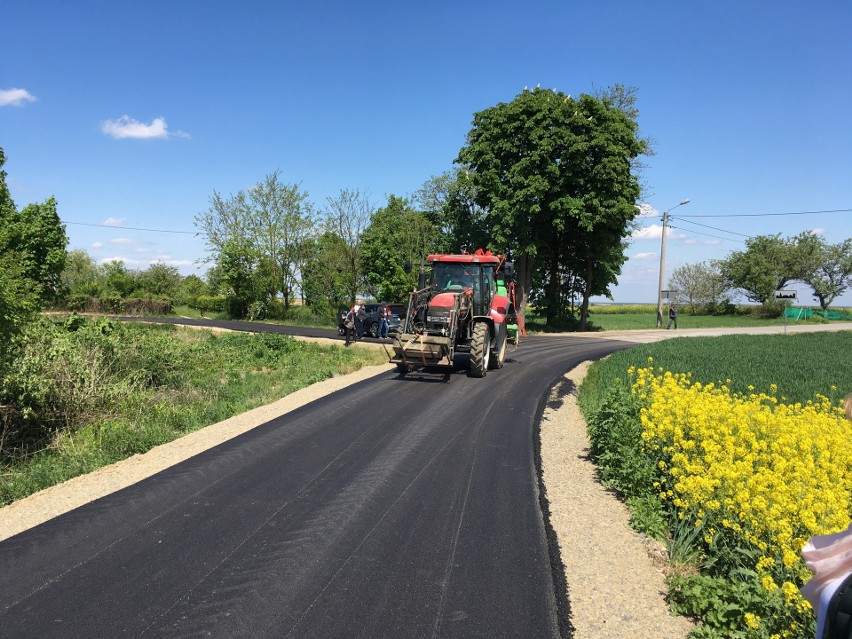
[360,195,436,302]
[0,147,68,361]
[456,86,647,329]
[791,232,852,310]
[195,171,313,310]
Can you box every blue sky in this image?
[3,1,851,306]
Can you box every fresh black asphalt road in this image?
[0,322,632,638]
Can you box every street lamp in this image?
[656,199,690,328]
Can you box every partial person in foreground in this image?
[800,394,852,638]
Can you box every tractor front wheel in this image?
[470,323,491,378]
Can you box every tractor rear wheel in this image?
[490,327,507,369]
[470,322,490,378]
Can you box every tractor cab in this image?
[429,260,496,317]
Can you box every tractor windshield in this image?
[431,263,477,292]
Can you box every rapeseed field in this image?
[579,332,852,638]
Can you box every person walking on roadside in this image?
[343,307,356,346]
[356,303,367,339]
[667,304,678,330]
[378,303,390,339]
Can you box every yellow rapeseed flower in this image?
[629,365,852,614]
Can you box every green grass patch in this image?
[0,320,386,506]
[583,312,791,331]
[579,331,852,414]
[524,304,852,332]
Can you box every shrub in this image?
[195,295,226,314]
[123,298,173,316]
[98,295,124,314]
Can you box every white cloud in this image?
[0,88,36,107]
[684,239,697,245]
[635,203,658,218]
[158,258,194,267]
[704,239,721,245]
[103,217,126,227]
[97,255,195,270]
[101,115,190,140]
[809,228,826,235]
[109,237,133,245]
[633,225,663,240]
[91,241,103,249]
[633,252,657,259]
[632,225,686,241]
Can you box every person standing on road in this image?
[343,307,356,346]
[667,304,678,330]
[356,303,367,339]
[378,303,390,339]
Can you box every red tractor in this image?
[390,249,519,377]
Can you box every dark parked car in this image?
[337,303,405,338]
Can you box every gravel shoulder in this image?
[541,361,693,638]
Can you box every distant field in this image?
[584,312,788,331]
[525,304,851,332]
[580,330,852,408]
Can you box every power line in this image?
[668,224,745,244]
[64,221,197,235]
[676,208,852,218]
[670,216,753,238]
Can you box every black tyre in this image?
[368,322,379,338]
[489,326,507,369]
[396,362,412,374]
[469,322,490,378]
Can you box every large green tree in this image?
[720,235,798,306]
[99,260,137,297]
[136,262,182,298]
[0,147,67,362]
[322,188,374,305]
[360,195,436,302]
[0,154,68,305]
[456,87,646,330]
[61,249,100,297]
[13,198,68,302]
[195,171,313,312]
[245,171,314,308]
[301,232,351,317]
[414,169,489,254]
[792,232,852,311]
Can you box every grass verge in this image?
[0,319,386,506]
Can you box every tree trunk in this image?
[578,258,594,331]
[545,254,559,327]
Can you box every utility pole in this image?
[656,199,690,328]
